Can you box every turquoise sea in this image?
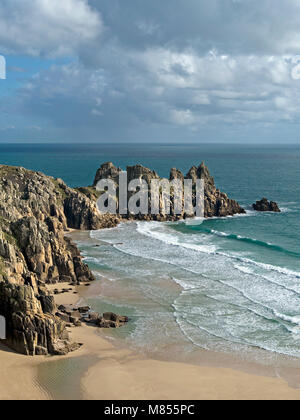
[1,143,300,362]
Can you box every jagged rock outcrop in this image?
[196,162,246,217]
[127,164,160,185]
[253,198,281,213]
[0,165,120,355]
[91,161,245,220]
[85,311,129,328]
[93,162,122,187]
[0,282,80,355]
[170,168,184,182]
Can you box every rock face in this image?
[0,165,120,355]
[85,311,129,329]
[92,161,245,220]
[93,162,122,187]
[253,198,281,213]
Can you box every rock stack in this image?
[91,161,246,220]
[253,198,281,213]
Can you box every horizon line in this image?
[0,141,300,146]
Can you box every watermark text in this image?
[96,172,204,218]
[0,55,6,80]
[0,315,6,339]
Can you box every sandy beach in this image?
[70,325,300,400]
[1,280,300,400]
[0,343,48,400]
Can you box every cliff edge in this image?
[0,165,119,355]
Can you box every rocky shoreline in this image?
[0,163,280,356]
[0,165,120,356]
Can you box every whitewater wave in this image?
[273,311,300,326]
[137,222,218,254]
[85,220,300,359]
[137,222,300,280]
[203,227,300,255]
[181,225,300,258]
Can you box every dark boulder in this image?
[253,198,281,213]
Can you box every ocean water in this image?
[1,143,300,363]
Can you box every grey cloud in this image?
[2,0,300,142]
[0,0,102,57]
[17,51,300,132]
[90,0,300,56]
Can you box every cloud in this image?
[2,0,300,142]
[16,49,300,135]
[0,0,102,57]
[92,0,300,55]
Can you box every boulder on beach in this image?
[83,311,129,329]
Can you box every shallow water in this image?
[74,211,300,365]
[37,355,98,400]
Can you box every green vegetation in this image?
[3,232,18,248]
[50,178,68,203]
[76,186,102,200]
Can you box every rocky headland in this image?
[0,165,120,356]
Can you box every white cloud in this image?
[93,0,300,56]
[17,48,300,134]
[3,0,300,141]
[0,0,102,57]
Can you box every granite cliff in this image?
[0,165,119,356]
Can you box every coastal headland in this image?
[0,162,289,400]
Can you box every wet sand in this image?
[68,325,300,400]
[2,282,300,400]
[0,343,48,400]
[39,282,300,400]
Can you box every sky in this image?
[1,0,300,143]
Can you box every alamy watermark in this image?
[0,55,6,80]
[0,315,6,339]
[96,172,204,218]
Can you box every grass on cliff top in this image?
[0,217,20,250]
[0,165,23,183]
[0,165,34,177]
[50,179,68,203]
[75,186,102,200]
